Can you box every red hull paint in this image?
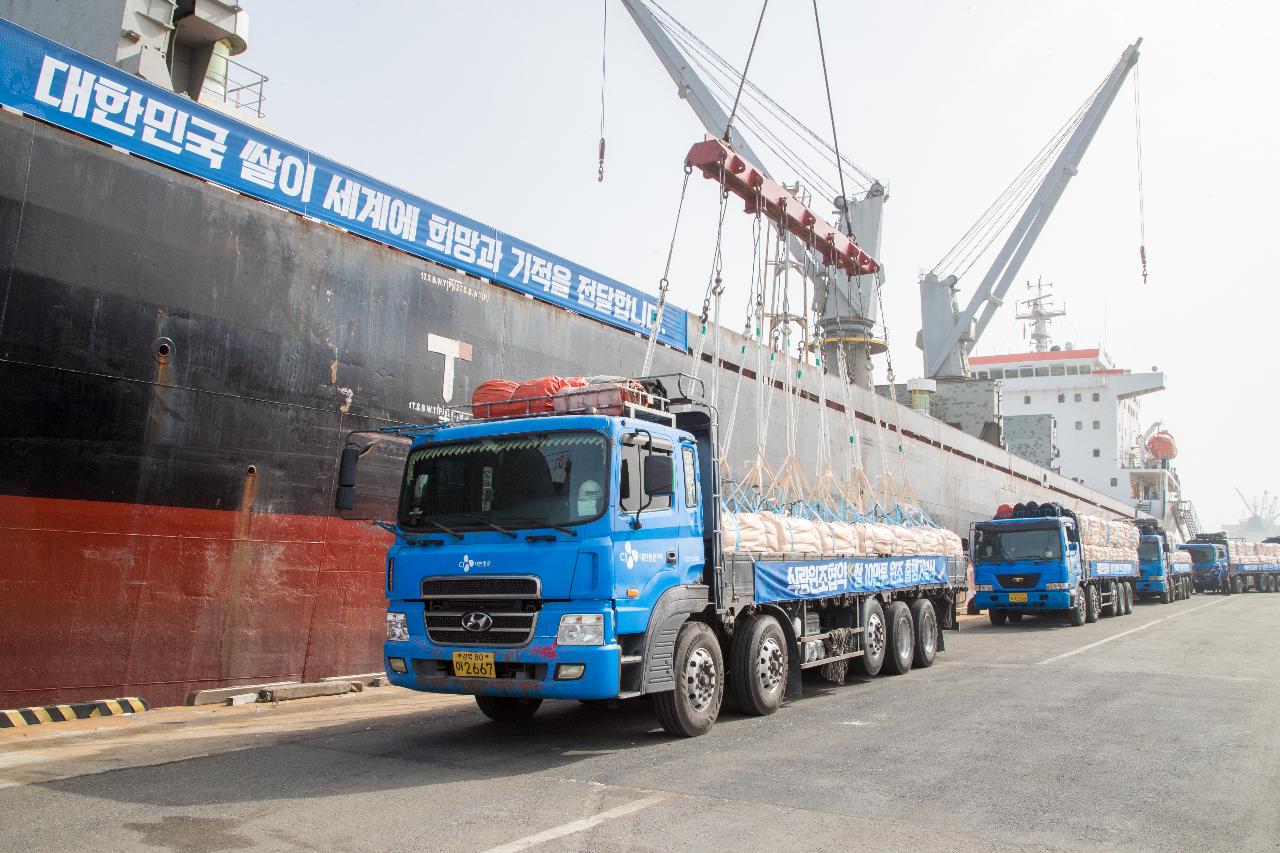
[0,495,392,709]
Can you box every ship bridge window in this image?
[1067,365,1079,375]
[1034,367,1050,377]
[989,369,1004,379]
[977,371,989,379]
[1092,392,1100,402]
[1080,365,1092,374]
[1019,368,1034,378]
[1050,364,1065,376]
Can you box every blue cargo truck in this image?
[970,502,1139,626]
[334,375,965,736]
[1182,532,1280,594]
[1134,519,1192,603]
[1182,534,1237,595]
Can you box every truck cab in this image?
[1182,541,1231,594]
[970,516,1080,621]
[379,408,710,707]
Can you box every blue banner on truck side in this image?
[754,556,948,602]
[0,18,688,352]
[1089,560,1139,579]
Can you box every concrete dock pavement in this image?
[2,592,1278,851]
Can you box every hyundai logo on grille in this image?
[1012,577,1024,583]
[461,612,493,632]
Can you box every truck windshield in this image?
[973,527,1063,562]
[1183,545,1217,565]
[1138,540,1160,562]
[399,431,609,532]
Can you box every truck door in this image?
[615,433,686,604]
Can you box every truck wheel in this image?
[1122,582,1133,615]
[1101,582,1118,618]
[654,621,723,737]
[911,599,938,668]
[859,599,887,676]
[730,615,787,716]
[988,610,1007,626]
[1160,586,1172,604]
[883,601,914,675]
[1069,589,1087,626]
[1007,613,1024,623]
[475,695,542,722]
[1269,576,1277,593]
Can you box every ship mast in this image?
[1015,278,1066,353]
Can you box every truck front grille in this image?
[421,575,541,647]
[996,573,1042,589]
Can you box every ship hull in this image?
[0,109,1136,708]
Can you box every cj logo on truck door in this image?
[619,542,662,570]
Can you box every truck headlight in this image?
[1045,582,1074,590]
[386,612,409,642]
[975,584,993,592]
[557,614,604,646]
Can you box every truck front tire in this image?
[475,696,542,722]
[911,599,938,668]
[883,601,915,675]
[729,615,787,716]
[1069,589,1086,626]
[859,600,888,676]
[988,610,1007,626]
[654,621,723,737]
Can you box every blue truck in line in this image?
[1180,532,1280,595]
[1134,519,1192,603]
[334,375,966,736]
[969,502,1139,626]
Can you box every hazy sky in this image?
[247,1,1277,529]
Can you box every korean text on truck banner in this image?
[754,556,948,603]
[0,19,688,352]
[1088,560,1139,579]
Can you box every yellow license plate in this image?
[1008,592,1028,603]
[452,651,496,678]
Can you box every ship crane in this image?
[621,0,887,388]
[918,39,1142,380]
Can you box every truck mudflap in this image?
[640,585,711,693]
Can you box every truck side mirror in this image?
[643,454,674,497]
[335,446,361,510]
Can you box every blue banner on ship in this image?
[0,19,688,351]
[754,556,948,603]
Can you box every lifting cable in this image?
[640,168,691,377]
[1133,66,1148,284]
[724,0,770,142]
[811,0,852,239]
[596,0,608,182]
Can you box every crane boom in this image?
[620,0,886,387]
[923,39,1141,379]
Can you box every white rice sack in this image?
[786,517,822,555]
[720,511,741,553]
[940,529,964,557]
[761,512,790,554]
[863,523,896,556]
[917,528,943,556]
[813,520,835,555]
[827,521,862,556]
[893,526,923,556]
[728,512,770,553]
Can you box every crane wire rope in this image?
[640,167,691,377]
[597,0,608,182]
[1133,65,1148,284]
[648,1,876,188]
[724,0,771,143]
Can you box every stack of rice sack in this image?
[1171,548,1192,566]
[1262,543,1280,565]
[1235,542,1258,565]
[1080,515,1139,563]
[719,511,964,558]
